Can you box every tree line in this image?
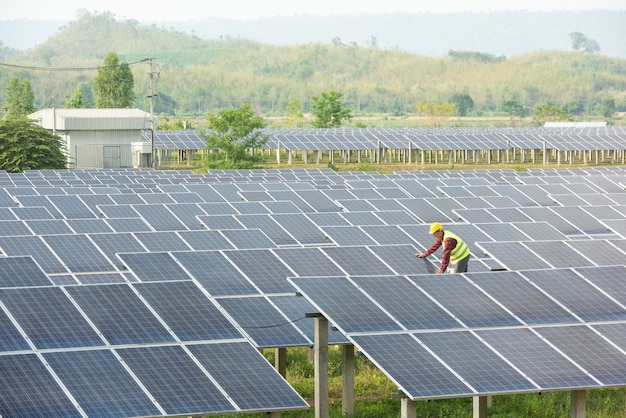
[0,12,624,122]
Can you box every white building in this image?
[29,108,156,169]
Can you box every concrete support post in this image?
[571,390,586,418]
[277,142,281,165]
[314,316,329,418]
[342,345,355,416]
[400,398,417,418]
[275,347,286,377]
[473,395,488,418]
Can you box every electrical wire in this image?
[0,59,149,72]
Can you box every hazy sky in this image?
[3,0,625,21]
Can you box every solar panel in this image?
[321,246,397,276]
[224,249,296,294]
[118,252,190,281]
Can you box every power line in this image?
[0,59,149,72]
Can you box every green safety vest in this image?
[443,230,470,264]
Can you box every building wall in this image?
[66,130,140,168]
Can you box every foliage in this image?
[201,103,267,169]
[65,82,94,108]
[533,104,574,125]
[284,98,305,128]
[569,32,601,54]
[448,93,474,116]
[310,90,353,128]
[2,13,626,120]
[94,51,135,108]
[158,115,193,130]
[448,50,506,62]
[2,76,35,118]
[416,101,458,127]
[0,117,66,172]
[597,98,617,118]
[501,99,530,127]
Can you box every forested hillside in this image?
[1,12,625,121]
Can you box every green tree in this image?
[158,115,193,130]
[202,103,267,169]
[2,76,36,118]
[533,104,574,125]
[94,51,135,108]
[598,98,617,118]
[0,117,67,172]
[310,90,353,128]
[65,82,94,108]
[416,101,458,127]
[448,93,474,117]
[569,32,601,54]
[284,98,305,128]
[500,99,529,127]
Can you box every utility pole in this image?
[145,58,158,167]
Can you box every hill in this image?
[1,12,625,121]
[1,10,625,59]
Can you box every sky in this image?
[3,0,626,21]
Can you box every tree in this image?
[65,82,94,108]
[569,32,601,54]
[284,98,305,128]
[415,101,457,127]
[500,99,529,127]
[94,51,135,108]
[310,90,353,128]
[0,117,67,172]
[202,103,267,169]
[448,93,474,117]
[533,104,573,125]
[2,76,36,118]
[598,98,617,118]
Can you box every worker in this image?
[415,222,470,274]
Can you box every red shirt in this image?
[423,236,457,272]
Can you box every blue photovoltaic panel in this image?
[567,240,626,267]
[26,219,74,235]
[466,271,578,324]
[321,246,396,276]
[0,220,32,236]
[351,333,473,399]
[535,325,626,386]
[65,218,114,234]
[177,230,236,251]
[361,225,417,245]
[44,350,161,417]
[134,231,192,252]
[475,328,598,389]
[0,309,30,351]
[273,247,346,277]
[217,297,310,347]
[367,244,436,275]
[477,241,552,271]
[352,276,461,330]
[522,241,595,268]
[89,232,146,269]
[591,323,626,351]
[43,234,117,272]
[221,228,278,249]
[270,295,349,345]
[271,213,329,245]
[224,249,296,294]
[117,345,236,415]
[0,287,103,349]
[104,217,153,232]
[236,214,298,245]
[289,276,402,333]
[575,265,626,306]
[188,342,309,411]
[0,256,52,287]
[117,252,191,281]
[14,195,64,218]
[0,235,67,274]
[322,226,378,246]
[47,195,97,219]
[520,269,626,322]
[417,330,536,393]
[174,251,259,296]
[133,204,188,231]
[65,284,175,345]
[409,274,522,328]
[0,354,82,417]
[164,203,207,229]
[133,281,242,341]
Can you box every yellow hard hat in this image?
[429,222,443,234]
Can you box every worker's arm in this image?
[415,239,442,258]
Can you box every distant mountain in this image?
[1,10,625,59]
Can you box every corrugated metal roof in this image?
[29,108,154,131]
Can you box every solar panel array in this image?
[0,164,626,413]
[148,127,626,153]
